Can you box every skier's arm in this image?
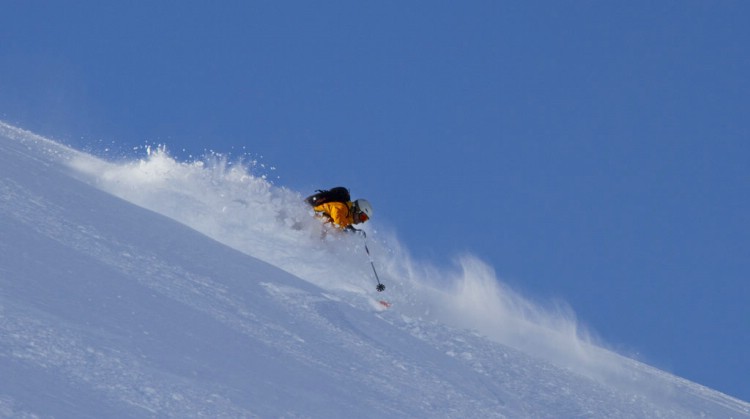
[345,225,366,237]
[314,202,353,229]
[327,203,354,228]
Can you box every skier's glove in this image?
[346,226,366,238]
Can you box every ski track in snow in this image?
[1,121,749,418]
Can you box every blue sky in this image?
[2,1,748,401]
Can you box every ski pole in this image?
[362,234,385,292]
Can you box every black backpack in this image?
[305,187,351,207]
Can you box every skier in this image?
[305,187,373,232]
[306,187,385,293]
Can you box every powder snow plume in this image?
[62,136,616,380]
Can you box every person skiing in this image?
[305,187,373,232]
[305,187,385,293]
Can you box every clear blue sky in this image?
[2,1,748,401]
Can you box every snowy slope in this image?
[0,121,748,418]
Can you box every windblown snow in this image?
[0,121,748,418]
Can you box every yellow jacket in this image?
[313,201,355,229]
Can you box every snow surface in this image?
[0,121,748,418]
